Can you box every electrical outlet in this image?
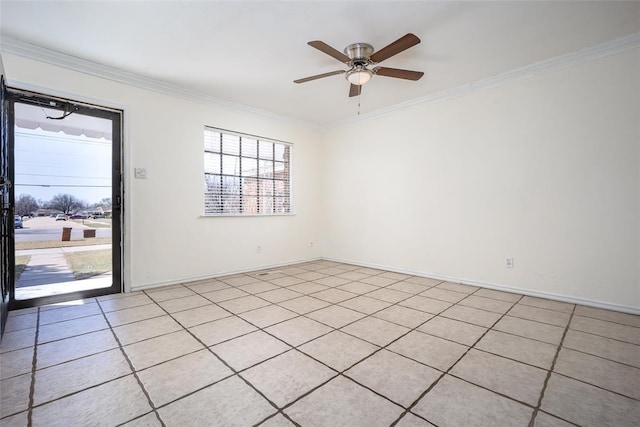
[257,245,262,253]
[505,257,514,268]
[310,241,314,247]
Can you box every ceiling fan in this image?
[294,33,424,97]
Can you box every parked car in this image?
[14,215,23,229]
[71,212,89,219]
[55,214,67,221]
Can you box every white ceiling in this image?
[1,1,639,127]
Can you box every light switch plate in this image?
[134,168,147,179]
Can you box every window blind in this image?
[204,127,291,215]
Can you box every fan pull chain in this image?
[357,92,361,115]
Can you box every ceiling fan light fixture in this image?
[296,34,422,98]
[346,67,373,86]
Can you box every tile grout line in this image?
[386,289,490,425]
[479,325,562,346]
[165,278,640,357]
[251,375,338,426]
[167,266,521,342]
[13,260,639,327]
[12,347,119,381]
[26,307,40,427]
[175,272,414,350]
[109,281,615,350]
[277,278,428,351]
[563,325,640,346]
[555,306,640,328]
[528,304,577,427]
[37,311,101,328]
[219,262,407,295]
[9,261,639,425]
[390,292,524,426]
[185,267,486,330]
[28,374,136,412]
[232,279,473,423]
[551,371,640,403]
[17,291,632,424]
[155,268,587,424]
[280,296,432,417]
[148,279,421,423]
[95,298,166,427]
[143,291,301,426]
[431,299,638,349]
[556,346,640,372]
[31,325,111,347]
[223,274,526,337]
[134,293,332,368]
[1,313,146,414]
[0,270,616,342]
[577,315,640,329]
[180,313,336,425]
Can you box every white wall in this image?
[4,47,639,311]
[3,53,323,290]
[321,49,640,311]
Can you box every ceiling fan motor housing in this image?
[343,43,375,86]
[344,43,374,62]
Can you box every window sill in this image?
[199,213,296,218]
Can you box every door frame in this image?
[0,56,11,336]
[8,87,124,309]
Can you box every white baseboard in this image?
[321,257,640,316]
[129,255,639,315]
[129,257,322,292]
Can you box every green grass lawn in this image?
[70,219,112,228]
[16,237,111,251]
[15,255,30,280]
[65,249,112,280]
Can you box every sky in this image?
[14,127,112,207]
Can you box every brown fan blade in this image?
[294,70,345,84]
[349,84,362,98]
[374,67,424,81]
[308,40,351,63]
[370,33,421,63]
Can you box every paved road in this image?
[16,227,112,242]
[15,217,112,242]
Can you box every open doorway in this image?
[8,90,122,308]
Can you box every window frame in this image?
[203,127,292,216]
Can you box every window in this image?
[204,127,291,215]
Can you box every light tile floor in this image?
[1,260,639,426]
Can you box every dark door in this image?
[0,55,12,337]
[8,89,123,309]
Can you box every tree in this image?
[90,197,111,208]
[14,194,39,216]
[48,193,83,214]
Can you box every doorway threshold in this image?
[15,273,112,300]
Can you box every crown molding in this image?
[0,36,322,132]
[326,32,640,130]
[2,32,638,132]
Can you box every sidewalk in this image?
[16,244,112,289]
[16,244,111,257]
[16,253,76,287]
